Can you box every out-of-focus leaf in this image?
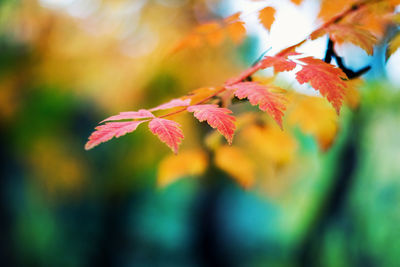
[387,33,400,59]
[241,124,298,166]
[224,12,246,44]
[344,79,362,110]
[215,145,255,188]
[318,0,358,22]
[311,24,377,55]
[288,95,338,151]
[157,149,208,187]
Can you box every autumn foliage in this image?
[85,0,400,186]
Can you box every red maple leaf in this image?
[148,118,184,154]
[296,56,348,113]
[187,104,236,144]
[227,82,287,129]
[85,120,147,150]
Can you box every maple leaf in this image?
[149,98,191,112]
[227,82,287,129]
[296,57,348,114]
[101,109,154,123]
[187,104,236,144]
[259,6,276,32]
[311,24,377,55]
[260,53,298,73]
[149,118,184,154]
[85,120,147,150]
[225,53,297,85]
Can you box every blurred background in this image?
[1,0,400,266]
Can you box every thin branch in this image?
[158,0,382,120]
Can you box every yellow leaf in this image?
[288,95,338,151]
[258,7,276,32]
[215,146,255,188]
[241,124,297,166]
[388,33,400,59]
[157,149,208,187]
[344,79,362,110]
[183,87,220,104]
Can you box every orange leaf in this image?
[387,33,400,59]
[344,79,362,110]
[195,22,225,46]
[260,53,298,72]
[149,118,184,154]
[318,0,358,22]
[224,12,246,44]
[259,6,276,32]
[312,24,377,55]
[290,0,303,5]
[227,82,287,129]
[188,104,236,144]
[183,87,220,105]
[296,57,348,114]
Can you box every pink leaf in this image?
[149,98,191,112]
[187,104,236,144]
[149,118,184,154]
[260,54,297,72]
[85,120,147,150]
[227,82,287,129]
[296,56,347,114]
[101,109,155,123]
[225,52,298,86]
